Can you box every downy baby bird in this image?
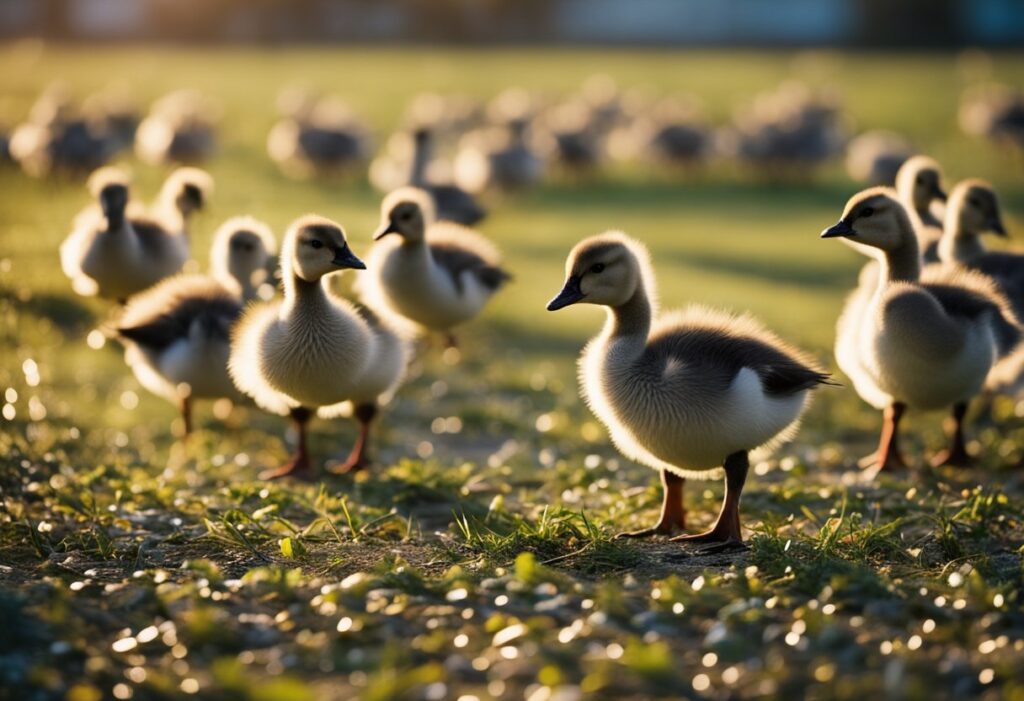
[895,155,947,263]
[826,188,1020,472]
[136,167,213,238]
[115,217,276,437]
[229,216,376,479]
[936,180,1024,396]
[937,180,1018,309]
[548,232,831,550]
[60,167,188,303]
[358,187,510,348]
[407,127,487,226]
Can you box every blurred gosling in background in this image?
[115,217,276,437]
[60,167,189,303]
[895,155,947,263]
[359,187,510,349]
[825,188,1020,473]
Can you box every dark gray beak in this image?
[991,218,1008,237]
[547,275,584,311]
[821,219,856,239]
[331,244,366,269]
[373,220,400,241]
[932,184,947,202]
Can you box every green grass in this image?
[2,44,1024,701]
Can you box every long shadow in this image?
[484,317,583,357]
[525,178,861,213]
[658,250,856,290]
[2,286,96,333]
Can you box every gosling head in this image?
[164,167,213,219]
[412,127,432,145]
[948,180,1006,238]
[548,232,648,311]
[88,166,130,229]
[374,187,435,243]
[286,215,365,282]
[211,216,276,294]
[821,188,914,252]
[895,155,946,213]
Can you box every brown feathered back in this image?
[117,275,242,350]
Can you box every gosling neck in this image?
[398,229,429,253]
[409,135,431,185]
[222,265,259,303]
[605,282,652,340]
[878,237,921,284]
[104,209,127,234]
[938,214,986,264]
[282,268,330,319]
[235,277,259,303]
[916,200,941,229]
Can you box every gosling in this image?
[141,167,213,238]
[549,232,831,550]
[937,180,1019,312]
[60,167,188,303]
[229,216,373,479]
[358,187,509,348]
[825,188,1020,471]
[894,155,947,263]
[116,217,276,437]
[936,180,1024,397]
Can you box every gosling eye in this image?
[916,176,923,185]
[399,211,413,222]
[590,262,606,274]
[968,197,981,208]
[310,239,324,249]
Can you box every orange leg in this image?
[617,470,687,538]
[671,451,748,550]
[327,404,377,475]
[260,407,312,480]
[860,402,907,473]
[179,395,193,440]
[930,401,974,468]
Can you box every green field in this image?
[2,45,1024,701]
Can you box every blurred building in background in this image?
[1,0,1022,45]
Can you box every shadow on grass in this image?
[659,250,855,290]
[526,177,860,213]
[4,286,96,332]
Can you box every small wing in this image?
[651,305,834,397]
[921,264,1022,358]
[130,217,182,259]
[118,275,241,351]
[973,252,1024,317]
[427,184,487,226]
[430,243,511,293]
[428,227,511,294]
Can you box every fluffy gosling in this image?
[825,188,1020,471]
[895,155,947,263]
[229,216,372,479]
[60,167,188,303]
[358,187,509,348]
[548,232,831,550]
[116,217,276,436]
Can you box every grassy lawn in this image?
[2,44,1024,700]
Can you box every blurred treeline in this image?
[9,0,1024,47]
